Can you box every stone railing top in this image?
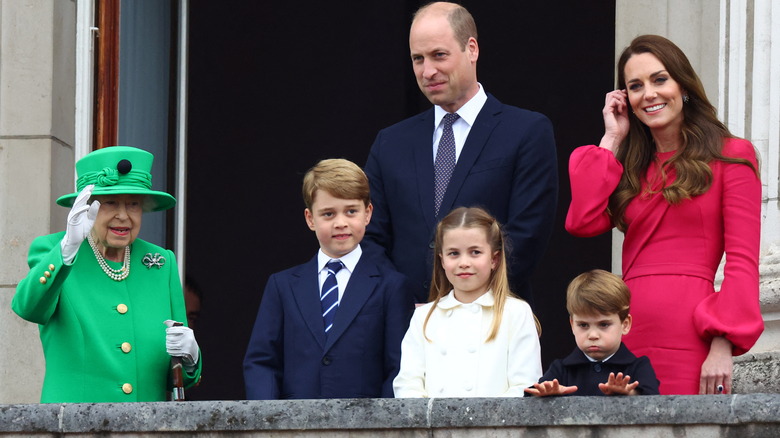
[1,395,780,434]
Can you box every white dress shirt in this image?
[432,84,488,162]
[393,290,542,398]
[316,245,362,302]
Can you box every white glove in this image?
[164,320,200,367]
[61,184,100,265]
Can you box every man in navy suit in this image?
[243,159,414,399]
[364,2,558,306]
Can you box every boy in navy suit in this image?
[243,159,414,399]
[525,270,659,396]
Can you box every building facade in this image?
[0,0,778,402]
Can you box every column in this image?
[0,0,77,403]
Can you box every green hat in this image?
[56,146,176,212]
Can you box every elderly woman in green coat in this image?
[12,146,202,403]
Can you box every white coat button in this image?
[440,348,447,356]
[446,309,453,317]
[470,305,480,313]
[468,346,477,353]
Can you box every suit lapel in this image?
[290,256,327,349]
[412,109,438,229]
[438,95,501,218]
[323,258,379,352]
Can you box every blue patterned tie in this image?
[321,260,344,333]
[434,113,460,215]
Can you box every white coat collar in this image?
[436,290,495,310]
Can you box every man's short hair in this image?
[413,2,477,50]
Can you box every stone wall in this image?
[2,395,780,437]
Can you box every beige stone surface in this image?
[0,288,43,403]
[0,0,54,135]
[0,0,75,404]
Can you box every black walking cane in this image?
[171,322,185,401]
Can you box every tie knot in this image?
[326,260,343,274]
[443,112,459,127]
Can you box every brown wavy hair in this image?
[424,207,540,342]
[609,35,757,231]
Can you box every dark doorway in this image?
[187,0,614,400]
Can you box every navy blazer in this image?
[538,343,660,395]
[364,94,558,305]
[243,253,414,399]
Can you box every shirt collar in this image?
[433,83,487,128]
[317,244,362,273]
[436,289,495,309]
[562,343,635,366]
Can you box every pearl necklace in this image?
[87,234,130,281]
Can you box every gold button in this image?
[39,277,47,284]
[49,264,56,271]
[44,271,51,278]
[117,304,128,314]
[122,383,133,394]
[121,342,132,353]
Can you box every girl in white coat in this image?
[393,207,543,397]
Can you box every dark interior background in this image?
[186,0,615,400]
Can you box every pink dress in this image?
[565,138,763,395]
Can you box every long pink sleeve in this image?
[565,145,623,237]
[693,139,763,355]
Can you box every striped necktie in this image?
[321,260,344,333]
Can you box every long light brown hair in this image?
[609,35,758,231]
[424,207,540,342]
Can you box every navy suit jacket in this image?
[364,94,558,305]
[243,253,414,400]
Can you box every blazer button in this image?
[49,264,56,271]
[117,304,128,314]
[121,342,132,353]
[39,277,47,284]
[594,363,602,373]
[428,242,435,249]
[44,271,51,278]
[322,356,332,366]
[122,383,133,394]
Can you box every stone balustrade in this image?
[2,394,780,437]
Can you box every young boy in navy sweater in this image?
[526,269,659,396]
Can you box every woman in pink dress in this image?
[566,35,763,395]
